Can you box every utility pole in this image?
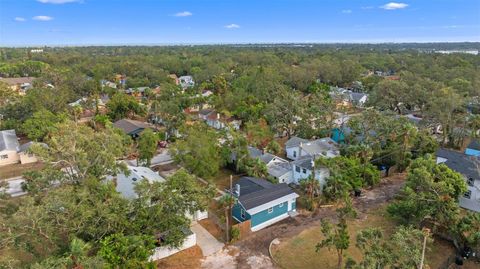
[419,228,430,269]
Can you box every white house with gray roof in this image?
[436,148,480,212]
[285,136,339,186]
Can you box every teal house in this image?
[465,140,480,157]
[231,177,299,232]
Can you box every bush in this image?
[230,227,240,242]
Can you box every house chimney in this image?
[217,113,220,120]
[299,142,303,157]
[235,184,240,196]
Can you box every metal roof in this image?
[0,130,19,152]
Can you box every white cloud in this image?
[341,9,352,14]
[14,17,26,22]
[37,0,81,4]
[361,6,375,10]
[381,2,409,10]
[33,15,54,21]
[225,24,240,29]
[174,11,192,17]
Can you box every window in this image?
[464,190,472,199]
[302,168,307,174]
[293,151,297,158]
[295,166,300,172]
[0,154,7,160]
[268,207,273,214]
[241,209,246,219]
[468,178,474,187]
[279,202,284,207]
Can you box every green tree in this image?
[319,156,380,201]
[316,196,356,269]
[244,157,268,178]
[28,121,127,185]
[265,88,303,138]
[21,109,67,141]
[171,124,222,178]
[98,233,156,269]
[137,129,159,166]
[107,93,145,121]
[387,156,467,230]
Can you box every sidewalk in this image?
[191,222,224,256]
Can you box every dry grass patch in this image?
[156,245,203,269]
[272,205,460,269]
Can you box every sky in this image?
[0,0,479,46]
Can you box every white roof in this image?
[113,165,165,199]
[0,130,19,152]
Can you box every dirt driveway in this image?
[233,174,406,269]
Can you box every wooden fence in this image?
[232,220,251,239]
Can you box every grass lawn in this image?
[0,162,44,179]
[272,205,466,269]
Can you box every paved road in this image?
[191,222,224,256]
[0,177,26,197]
[125,150,173,167]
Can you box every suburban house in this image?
[285,136,339,161]
[0,77,35,94]
[0,130,43,166]
[198,109,241,130]
[125,86,150,97]
[465,140,480,157]
[291,156,331,185]
[329,87,368,108]
[113,119,151,138]
[179,75,195,89]
[285,136,339,185]
[100,79,117,89]
[110,165,204,260]
[231,177,299,231]
[436,148,480,212]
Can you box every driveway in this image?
[191,222,224,256]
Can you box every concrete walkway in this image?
[191,222,224,256]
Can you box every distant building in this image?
[231,177,299,231]
[198,109,241,130]
[179,75,195,89]
[0,77,36,94]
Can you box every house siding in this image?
[465,148,480,157]
[292,166,329,187]
[232,202,251,222]
[251,201,288,228]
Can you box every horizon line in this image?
[1,41,480,48]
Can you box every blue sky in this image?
[1,0,479,46]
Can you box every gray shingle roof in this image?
[235,177,296,210]
[0,130,19,152]
[267,162,291,178]
[436,148,480,179]
[113,119,149,135]
[285,136,308,148]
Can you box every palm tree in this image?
[245,158,268,178]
